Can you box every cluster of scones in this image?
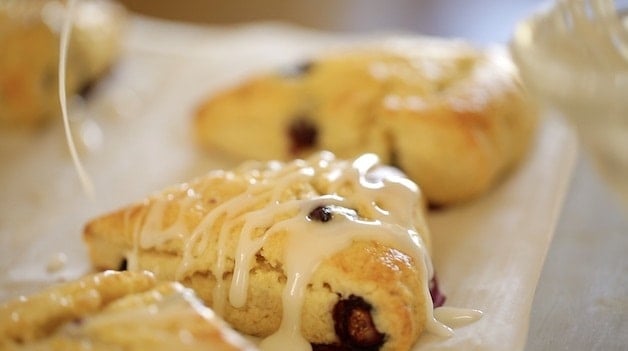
[0,10,538,351]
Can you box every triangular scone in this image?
[0,271,257,351]
[194,38,538,206]
[84,152,452,351]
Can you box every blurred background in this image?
[117,0,628,208]
[116,0,544,44]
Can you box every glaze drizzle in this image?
[128,152,466,349]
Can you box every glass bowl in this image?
[510,0,628,207]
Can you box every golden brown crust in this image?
[194,39,538,205]
[0,270,156,343]
[83,153,433,351]
[0,271,257,351]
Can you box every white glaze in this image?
[58,0,94,197]
[434,306,483,328]
[131,151,456,349]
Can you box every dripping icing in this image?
[130,151,454,348]
[434,306,483,328]
[59,0,94,197]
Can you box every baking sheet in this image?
[0,17,577,350]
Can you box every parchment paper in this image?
[0,17,577,350]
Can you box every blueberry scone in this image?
[195,38,538,206]
[0,0,126,127]
[83,152,461,351]
[0,270,257,351]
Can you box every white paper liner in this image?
[0,17,577,350]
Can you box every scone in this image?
[83,152,456,351]
[194,38,538,205]
[0,270,257,351]
[0,0,126,127]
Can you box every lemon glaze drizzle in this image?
[56,3,474,347]
[128,152,464,350]
[59,0,94,197]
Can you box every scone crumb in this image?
[46,252,68,273]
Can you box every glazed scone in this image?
[0,0,126,127]
[0,270,257,351]
[195,38,538,206]
[83,152,458,351]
